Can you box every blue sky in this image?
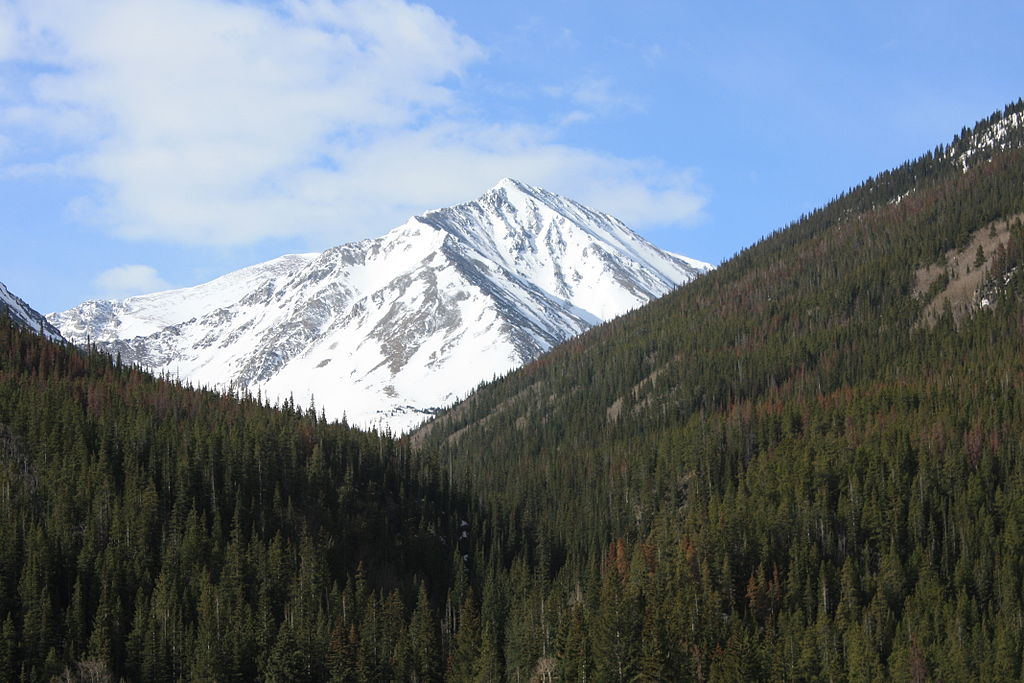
[1,0,1022,314]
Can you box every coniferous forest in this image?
[2,101,1024,680]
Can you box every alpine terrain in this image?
[49,179,711,432]
[3,101,1024,682]
[0,280,64,342]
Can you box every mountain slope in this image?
[49,180,710,432]
[6,100,1024,682]
[411,100,1024,678]
[0,313,473,681]
[419,100,1024,462]
[0,280,64,341]
[50,253,317,343]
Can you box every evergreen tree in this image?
[448,594,481,682]
[408,583,442,682]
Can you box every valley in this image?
[2,86,1023,681]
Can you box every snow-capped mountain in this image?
[0,281,65,342]
[49,179,712,432]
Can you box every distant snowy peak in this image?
[415,178,712,321]
[0,281,64,342]
[48,180,712,432]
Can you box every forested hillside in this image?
[413,100,1024,680]
[3,100,1024,682]
[0,319,475,681]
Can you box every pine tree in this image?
[265,620,307,682]
[557,604,591,682]
[191,573,224,681]
[448,594,481,682]
[637,603,668,682]
[0,614,16,683]
[408,583,442,682]
[474,621,502,683]
[592,568,640,682]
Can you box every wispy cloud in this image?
[0,0,704,247]
[93,264,170,298]
[642,43,665,66]
[313,121,706,230]
[545,77,641,114]
[544,76,647,132]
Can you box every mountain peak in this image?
[411,180,712,324]
[50,183,711,433]
[484,177,556,205]
[491,177,531,193]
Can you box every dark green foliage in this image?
[472,621,502,682]
[974,243,987,267]
[447,593,481,681]
[3,99,1024,680]
[0,317,465,680]
[406,583,442,682]
[411,99,1024,679]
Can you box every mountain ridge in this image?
[0,280,65,342]
[415,99,1024,535]
[4,100,1024,682]
[49,179,711,431]
[403,98,1024,679]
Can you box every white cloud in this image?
[0,4,17,60]
[1,0,704,247]
[93,264,171,298]
[544,77,641,118]
[568,78,625,109]
[261,121,706,238]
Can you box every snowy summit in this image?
[49,180,712,432]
